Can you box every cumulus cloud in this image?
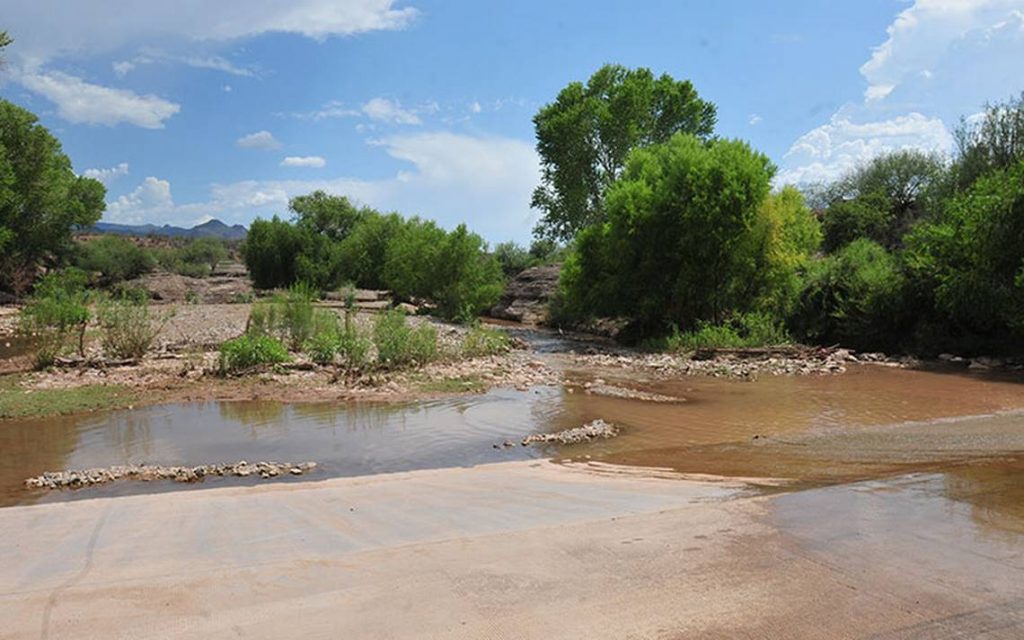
[2,1,419,63]
[777,112,953,185]
[82,162,130,184]
[779,0,1024,186]
[18,71,180,128]
[236,130,282,150]
[362,98,421,124]
[103,132,540,242]
[281,156,327,168]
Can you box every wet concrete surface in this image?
[1,462,1022,639]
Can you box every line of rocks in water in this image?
[502,419,620,447]
[572,380,683,402]
[25,460,318,490]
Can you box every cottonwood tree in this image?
[531,64,716,241]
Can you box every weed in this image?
[218,335,290,374]
[96,295,173,360]
[461,324,511,357]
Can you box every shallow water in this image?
[3,363,1024,514]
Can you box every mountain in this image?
[87,219,247,241]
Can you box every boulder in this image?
[490,264,561,325]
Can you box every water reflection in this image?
[0,388,558,506]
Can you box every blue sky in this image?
[2,0,1023,243]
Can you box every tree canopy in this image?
[531,64,717,241]
[0,99,106,294]
[560,133,794,334]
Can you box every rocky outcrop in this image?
[490,264,561,325]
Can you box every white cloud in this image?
[236,130,282,150]
[859,0,1024,103]
[780,0,1024,185]
[83,162,129,184]
[281,156,327,168]
[778,112,953,185]
[361,97,421,124]
[469,101,482,114]
[113,48,257,78]
[2,1,419,63]
[748,114,762,126]
[18,71,180,128]
[102,132,541,242]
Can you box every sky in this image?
[1,0,1023,243]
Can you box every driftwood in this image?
[53,356,139,368]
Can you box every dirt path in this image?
[2,461,1022,639]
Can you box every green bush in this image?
[791,239,907,350]
[75,236,155,284]
[462,324,512,357]
[19,269,91,367]
[561,134,783,336]
[302,309,342,365]
[96,295,170,360]
[218,335,290,374]
[242,216,306,289]
[373,310,438,369]
[660,312,790,352]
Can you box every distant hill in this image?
[87,219,247,241]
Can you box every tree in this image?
[0,31,11,65]
[242,216,306,289]
[818,150,947,251]
[904,158,1024,339]
[290,190,367,241]
[531,64,716,241]
[953,92,1024,189]
[561,134,779,334]
[0,100,106,294]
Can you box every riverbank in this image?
[4,301,1021,421]
[3,459,1022,639]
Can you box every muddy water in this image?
[2,364,1024,514]
[556,365,1024,483]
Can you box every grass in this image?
[0,375,136,419]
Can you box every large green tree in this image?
[561,134,782,333]
[953,92,1024,189]
[0,100,106,294]
[531,64,717,241]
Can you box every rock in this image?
[489,264,561,325]
[938,353,956,362]
[25,459,318,490]
[521,419,620,446]
[974,356,1005,368]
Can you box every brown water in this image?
[2,364,1024,517]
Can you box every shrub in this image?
[302,309,342,365]
[561,134,781,336]
[19,269,91,367]
[494,241,534,277]
[218,335,290,374]
[75,236,155,284]
[96,295,171,360]
[661,312,790,352]
[337,326,372,369]
[791,239,907,350]
[246,283,317,350]
[242,216,305,289]
[373,310,438,369]
[462,324,512,357]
